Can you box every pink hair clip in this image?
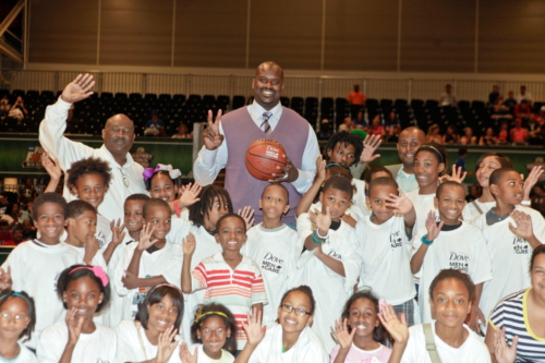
[70,266,109,287]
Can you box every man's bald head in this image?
[102,114,135,161]
[397,127,425,170]
[252,61,284,110]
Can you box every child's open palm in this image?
[242,307,266,347]
[156,325,179,363]
[359,135,382,164]
[425,211,443,241]
[110,219,126,246]
[509,210,534,240]
[65,307,84,345]
[0,266,12,291]
[494,326,518,363]
[182,233,196,256]
[41,152,62,180]
[316,155,326,182]
[386,189,413,215]
[315,207,332,234]
[179,342,198,363]
[522,165,543,200]
[377,301,409,345]
[137,223,158,251]
[331,318,356,350]
[238,206,255,230]
[179,182,202,209]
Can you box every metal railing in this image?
[2,69,545,103]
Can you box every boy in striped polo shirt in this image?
[182,213,267,352]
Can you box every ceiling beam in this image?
[0,39,23,63]
[0,0,25,37]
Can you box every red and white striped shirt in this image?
[192,252,268,349]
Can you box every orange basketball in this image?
[245,139,288,181]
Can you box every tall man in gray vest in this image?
[193,61,320,226]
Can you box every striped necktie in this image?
[261,111,272,134]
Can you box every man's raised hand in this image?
[203,110,224,150]
[60,74,95,104]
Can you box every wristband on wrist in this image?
[174,202,181,217]
[315,229,329,239]
[421,234,434,246]
[311,230,327,244]
[521,200,531,206]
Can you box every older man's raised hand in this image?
[60,73,95,104]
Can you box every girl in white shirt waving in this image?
[37,265,117,363]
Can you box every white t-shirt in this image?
[352,178,366,206]
[242,223,298,326]
[412,222,493,323]
[405,190,437,236]
[114,241,183,321]
[462,199,495,224]
[358,215,415,305]
[473,205,545,318]
[295,207,362,351]
[105,236,136,329]
[3,344,37,363]
[187,344,234,363]
[37,321,117,363]
[400,322,491,363]
[2,240,82,349]
[116,320,183,363]
[96,213,113,252]
[248,324,329,363]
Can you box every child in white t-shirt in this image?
[473,167,545,319]
[379,269,491,363]
[242,183,298,327]
[65,157,115,262]
[0,290,37,363]
[461,153,511,222]
[37,265,117,362]
[296,176,363,351]
[411,181,492,330]
[358,177,416,324]
[114,199,183,320]
[0,193,81,349]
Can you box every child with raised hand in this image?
[296,175,363,350]
[330,290,391,363]
[180,303,237,363]
[169,185,233,340]
[115,198,183,321]
[116,283,184,363]
[37,264,116,363]
[485,244,545,363]
[65,157,118,262]
[236,285,329,363]
[473,167,545,321]
[358,177,417,325]
[378,269,492,363]
[410,181,492,331]
[0,290,37,362]
[144,164,183,203]
[107,193,149,328]
[182,213,267,352]
[405,143,452,233]
[65,200,105,268]
[0,193,81,350]
[461,153,512,222]
[241,183,298,327]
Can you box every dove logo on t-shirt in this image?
[449,252,469,274]
[261,252,284,274]
[389,231,403,249]
[512,237,529,255]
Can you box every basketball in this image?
[245,139,288,181]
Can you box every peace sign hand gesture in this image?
[203,110,224,150]
[60,74,95,104]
